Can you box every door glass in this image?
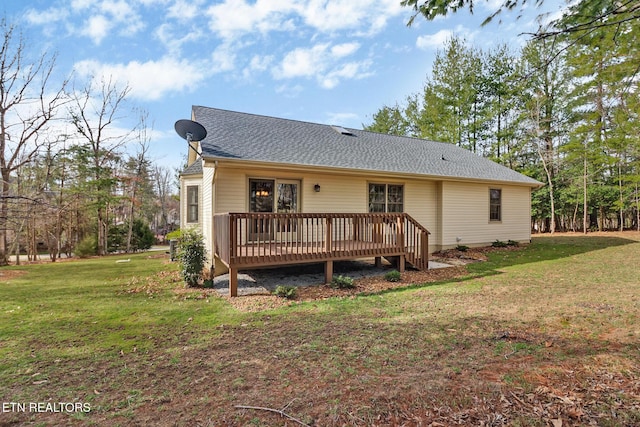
[276,182,299,233]
[249,179,274,240]
[277,183,298,213]
[249,179,274,213]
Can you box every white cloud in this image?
[325,111,359,126]
[481,0,506,13]
[82,14,112,44]
[277,44,330,79]
[416,26,478,50]
[32,0,144,45]
[24,7,69,25]
[321,60,371,89]
[416,29,453,50]
[167,0,204,20]
[155,23,203,54]
[100,0,134,22]
[249,55,273,72]
[275,83,304,98]
[300,0,402,34]
[206,0,295,40]
[242,54,274,79]
[211,44,236,73]
[70,0,96,11]
[205,0,404,41]
[331,42,360,58]
[73,56,209,100]
[274,42,370,88]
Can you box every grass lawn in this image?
[1,234,639,426]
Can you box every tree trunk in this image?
[0,175,10,265]
[583,157,588,234]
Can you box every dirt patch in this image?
[206,247,508,312]
[0,269,28,281]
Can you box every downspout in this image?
[210,160,219,278]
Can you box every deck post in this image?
[229,267,238,297]
[324,260,333,283]
[421,231,429,270]
[375,256,382,268]
[398,255,405,273]
[325,216,332,253]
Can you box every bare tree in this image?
[124,111,152,253]
[0,18,69,265]
[69,77,136,255]
[153,164,175,239]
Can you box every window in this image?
[187,186,199,223]
[368,183,404,213]
[489,188,501,221]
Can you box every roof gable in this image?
[193,106,541,186]
[180,158,203,176]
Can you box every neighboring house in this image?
[180,106,541,296]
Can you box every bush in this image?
[74,235,97,258]
[507,240,519,247]
[108,220,155,253]
[131,219,155,251]
[456,245,469,252]
[274,285,297,299]
[384,270,401,282]
[176,229,207,287]
[331,275,355,289]
[492,240,508,248]
[166,229,181,241]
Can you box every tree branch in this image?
[235,403,311,427]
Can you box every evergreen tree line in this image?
[366,10,640,233]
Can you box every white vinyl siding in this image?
[211,164,531,253]
[440,182,530,248]
[201,166,215,262]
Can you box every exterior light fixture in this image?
[314,184,321,192]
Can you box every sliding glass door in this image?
[249,179,300,241]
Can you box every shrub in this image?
[274,285,297,299]
[384,270,401,282]
[130,219,155,251]
[176,229,207,287]
[74,235,97,258]
[331,275,355,289]
[108,220,155,253]
[492,240,508,248]
[166,229,181,241]
[507,240,519,247]
[456,245,469,252]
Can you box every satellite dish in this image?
[175,119,207,142]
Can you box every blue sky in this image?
[4,0,567,171]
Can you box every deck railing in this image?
[214,212,429,270]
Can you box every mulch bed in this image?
[215,246,515,312]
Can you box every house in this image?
[180,106,542,296]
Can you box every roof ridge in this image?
[193,105,342,131]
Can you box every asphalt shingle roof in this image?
[193,106,541,186]
[180,158,203,176]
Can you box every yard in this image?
[1,233,639,426]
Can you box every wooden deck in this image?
[214,212,430,296]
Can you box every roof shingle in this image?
[193,106,541,186]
